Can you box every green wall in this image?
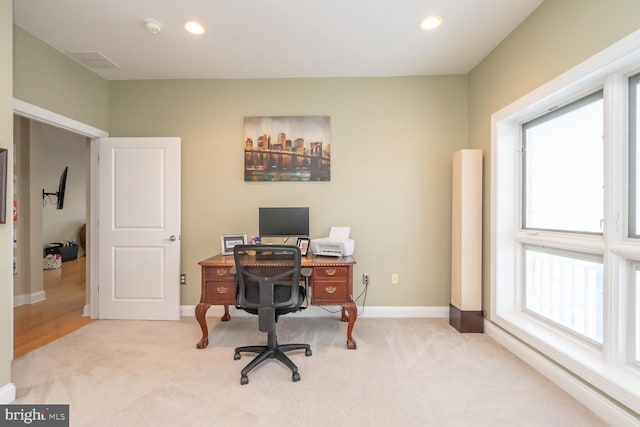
[0,0,12,393]
[109,76,469,305]
[468,0,640,312]
[13,26,109,131]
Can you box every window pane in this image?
[523,92,603,233]
[525,248,603,343]
[630,75,640,236]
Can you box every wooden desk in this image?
[196,253,357,350]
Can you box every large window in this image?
[492,37,640,417]
[522,91,604,234]
[520,91,605,344]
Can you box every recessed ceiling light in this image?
[184,20,205,35]
[420,15,442,31]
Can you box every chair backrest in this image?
[233,244,302,311]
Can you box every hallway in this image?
[13,256,93,358]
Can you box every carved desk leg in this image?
[341,306,348,322]
[343,301,358,350]
[221,304,230,321]
[195,303,211,349]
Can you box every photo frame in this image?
[296,237,310,256]
[0,148,7,224]
[221,234,247,255]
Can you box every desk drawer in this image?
[313,267,348,280]
[203,281,236,304]
[313,281,347,302]
[204,266,234,281]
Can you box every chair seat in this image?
[240,285,306,316]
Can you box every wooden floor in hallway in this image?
[13,256,93,359]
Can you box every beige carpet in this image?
[11,316,606,426]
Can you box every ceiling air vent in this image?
[68,51,118,69]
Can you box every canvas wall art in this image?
[244,116,331,181]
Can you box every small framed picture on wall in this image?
[296,237,310,256]
[221,234,247,255]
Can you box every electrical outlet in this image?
[362,273,370,286]
[391,273,399,285]
[180,274,186,285]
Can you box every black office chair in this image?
[233,244,312,385]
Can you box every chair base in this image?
[234,332,312,385]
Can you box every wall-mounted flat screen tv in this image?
[42,166,68,210]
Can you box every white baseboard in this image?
[13,290,46,308]
[485,320,640,427]
[0,383,16,404]
[82,304,90,317]
[180,304,449,319]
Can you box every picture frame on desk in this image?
[296,237,310,256]
[221,234,247,255]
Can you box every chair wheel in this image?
[234,352,241,360]
[305,348,312,357]
[240,375,249,385]
[292,372,300,382]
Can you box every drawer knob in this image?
[325,286,337,294]
[325,268,336,276]
[216,286,229,294]
[216,269,228,276]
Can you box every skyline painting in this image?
[244,116,331,181]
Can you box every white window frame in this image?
[491,30,640,416]
[633,263,640,367]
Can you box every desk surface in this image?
[199,253,355,267]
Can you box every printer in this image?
[310,226,354,257]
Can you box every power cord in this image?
[316,280,369,316]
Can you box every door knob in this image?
[168,235,177,241]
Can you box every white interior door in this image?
[98,137,181,320]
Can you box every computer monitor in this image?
[259,207,309,241]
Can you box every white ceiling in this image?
[13,0,544,80]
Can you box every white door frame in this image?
[13,99,108,319]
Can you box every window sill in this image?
[494,310,640,414]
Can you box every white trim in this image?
[12,99,108,321]
[12,290,46,308]
[88,139,99,319]
[486,321,640,427]
[13,99,108,138]
[0,383,16,404]
[180,305,449,319]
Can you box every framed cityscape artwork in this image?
[244,116,331,181]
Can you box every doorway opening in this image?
[12,116,92,358]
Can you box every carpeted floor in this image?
[11,316,606,426]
